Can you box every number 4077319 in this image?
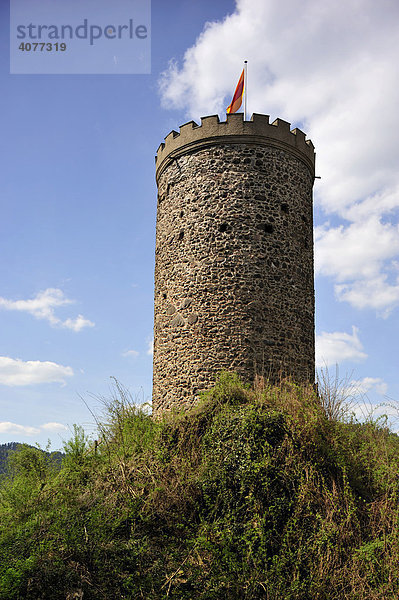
[19,42,66,51]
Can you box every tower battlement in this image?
[155,113,315,182]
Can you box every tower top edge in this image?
[155,113,315,178]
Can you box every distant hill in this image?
[0,442,64,476]
[0,442,20,475]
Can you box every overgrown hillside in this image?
[0,374,398,599]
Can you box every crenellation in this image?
[291,127,307,145]
[271,117,290,132]
[200,114,221,128]
[156,142,165,155]
[164,129,179,143]
[178,120,199,135]
[155,113,315,182]
[250,113,270,125]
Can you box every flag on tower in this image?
[226,68,245,114]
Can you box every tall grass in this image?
[0,373,398,599]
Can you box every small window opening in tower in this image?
[178,230,184,240]
[219,223,229,233]
[281,203,289,213]
[264,223,274,233]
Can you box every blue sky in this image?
[1,0,399,449]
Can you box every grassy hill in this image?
[0,373,398,599]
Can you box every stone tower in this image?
[153,113,315,415]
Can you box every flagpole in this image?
[244,60,248,121]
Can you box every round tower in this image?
[153,113,315,415]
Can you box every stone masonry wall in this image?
[153,114,315,415]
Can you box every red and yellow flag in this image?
[226,69,245,114]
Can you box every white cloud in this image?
[159,0,399,314]
[0,421,68,437]
[62,315,95,332]
[315,327,367,368]
[0,356,73,386]
[122,349,139,358]
[335,275,399,316]
[0,422,40,436]
[147,338,154,356]
[315,218,399,282]
[343,187,399,223]
[315,218,399,314]
[0,288,94,331]
[348,377,388,397]
[40,422,68,432]
[0,288,71,325]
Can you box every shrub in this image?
[0,374,398,599]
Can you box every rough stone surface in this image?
[153,113,315,416]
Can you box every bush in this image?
[0,374,398,599]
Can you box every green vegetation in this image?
[0,443,64,477]
[0,443,21,476]
[0,373,398,599]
